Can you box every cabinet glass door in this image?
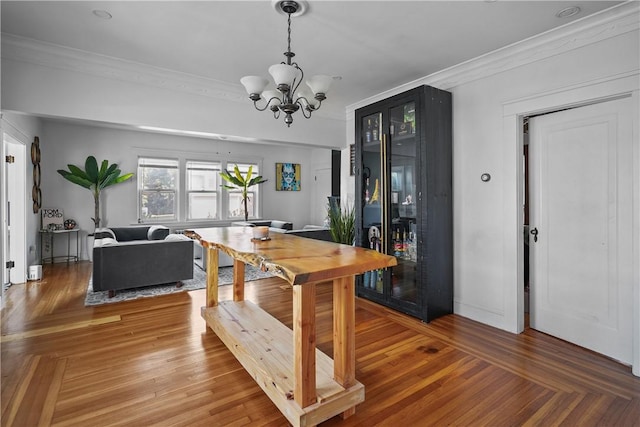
[356,85,452,323]
[360,111,384,293]
[389,102,417,304]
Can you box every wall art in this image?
[41,208,64,231]
[275,162,301,191]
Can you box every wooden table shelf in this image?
[186,226,396,427]
[202,300,364,427]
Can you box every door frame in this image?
[1,118,29,300]
[502,72,639,375]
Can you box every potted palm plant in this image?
[220,164,267,221]
[57,156,134,230]
[327,201,355,245]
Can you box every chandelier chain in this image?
[287,13,292,62]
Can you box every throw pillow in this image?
[94,237,119,247]
[164,233,191,241]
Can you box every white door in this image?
[3,135,27,286]
[529,97,633,364]
[312,167,332,226]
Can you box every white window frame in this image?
[136,151,264,225]
[137,157,179,223]
[223,162,262,221]
[186,160,221,221]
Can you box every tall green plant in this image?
[57,156,134,230]
[220,164,267,221]
[327,202,355,245]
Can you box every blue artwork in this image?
[276,162,300,191]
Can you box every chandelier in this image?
[240,0,333,127]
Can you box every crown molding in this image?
[1,33,247,101]
[0,33,346,121]
[346,1,640,113]
[2,2,637,122]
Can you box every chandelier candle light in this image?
[240,0,333,127]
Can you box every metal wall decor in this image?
[31,136,42,213]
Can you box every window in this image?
[137,156,262,224]
[138,157,178,222]
[226,163,261,220]
[186,160,220,220]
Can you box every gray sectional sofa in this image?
[92,225,194,297]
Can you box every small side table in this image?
[40,229,80,264]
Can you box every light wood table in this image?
[185,226,397,427]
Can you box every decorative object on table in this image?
[327,200,355,245]
[84,263,274,306]
[57,156,134,230]
[41,208,64,230]
[64,219,77,230]
[239,0,334,127]
[275,162,300,191]
[31,136,42,214]
[220,164,267,221]
[252,226,270,240]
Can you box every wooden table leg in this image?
[205,248,219,308]
[333,276,356,418]
[232,258,245,302]
[293,284,317,408]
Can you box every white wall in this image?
[346,3,639,335]
[41,120,332,260]
[451,29,639,332]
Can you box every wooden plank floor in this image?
[2,261,639,426]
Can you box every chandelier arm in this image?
[252,95,283,112]
[290,63,304,98]
[252,100,273,112]
[296,99,312,118]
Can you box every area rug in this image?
[84,264,273,306]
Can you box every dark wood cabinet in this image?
[354,85,452,322]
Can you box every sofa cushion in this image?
[111,226,150,241]
[285,227,333,242]
[269,220,293,230]
[148,225,170,240]
[94,228,116,240]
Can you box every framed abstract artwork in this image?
[275,163,301,191]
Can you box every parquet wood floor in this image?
[1,261,638,426]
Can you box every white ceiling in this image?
[1,0,624,118]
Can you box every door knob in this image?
[530,227,539,242]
